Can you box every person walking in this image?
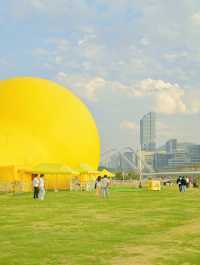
[186,177,190,188]
[95,176,102,197]
[181,176,187,192]
[177,176,182,192]
[32,174,39,199]
[101,175,110,198]
[38,174,46,200]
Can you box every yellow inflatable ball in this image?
[0,77,100,168]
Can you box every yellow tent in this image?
[31,163,78,175]
[78,164,101,174]
[26,164,79,191]
[75,164,100,191]
[0,165,34,193]
[100,169,115,178]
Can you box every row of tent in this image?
[0,163,115,193]
[28,163,115,177]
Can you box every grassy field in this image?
[0,187,200,265]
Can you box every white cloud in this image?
[56,72,130,102]
[120,120,138,130]
[32,34,107,76]
[185,90,200,113]
[56,72,107,102]
[57,72,200,116]
[132,79,187,114]
[192,12,200,26]
[84,77,107,102]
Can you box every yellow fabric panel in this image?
[0,166,16,182]
[17,171,32,192]
[45,174,71,190]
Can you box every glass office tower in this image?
[140,112,156,151]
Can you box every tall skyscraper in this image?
[140,112,156,151]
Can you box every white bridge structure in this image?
[100,147,153,173]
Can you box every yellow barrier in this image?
[147,180,161,191]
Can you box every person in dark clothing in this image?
[177,176,182,192]
[32,174,39,199]
[181,176,187,192]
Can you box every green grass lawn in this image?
[1,187,200,265]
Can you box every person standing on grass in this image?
[176,176,182,192]
[181,176,187,192]
[32,174,39,199]
[101,175,110,198]
[39,174,46,200]
[95,176,102,197]
[186,177,190,188]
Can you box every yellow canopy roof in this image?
[77,164,101,174]
[27,163,79,175]
[101,169,115,177]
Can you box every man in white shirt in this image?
[101,175,110,198]
[32,174,39,199]
[39,174,45,200]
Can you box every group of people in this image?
[32,174,110,199]
[32,174,46,200]
[176,176,189,192]
[95,175,110,198]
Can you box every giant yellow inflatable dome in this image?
[0,77,100,169]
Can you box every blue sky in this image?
[1,0,200,152]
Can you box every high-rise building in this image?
[140,112,156,151]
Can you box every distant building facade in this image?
[153,140,200,170]
[154,152,173,170]
[188,144,200,164]
[136,150,155,172]
[168,143,190,168]
[140,112,156,151]
[166,139,177,154]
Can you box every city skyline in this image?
[102,134,200,172]
[1,1,200,152]
[103,111,200,156]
